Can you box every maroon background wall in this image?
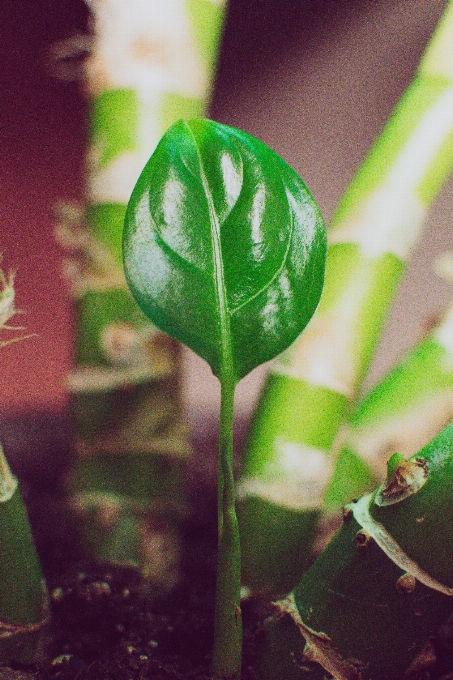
[1,1,88,412]
[1,0,451,420]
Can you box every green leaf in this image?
[123,118,326,383]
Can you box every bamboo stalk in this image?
[269,421,453,680]
[237,0,453,595]
[0,450,49,664]
[0,268,48,663]
[324,254,453,512]
[66,0,227,587]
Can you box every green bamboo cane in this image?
[265,420,453,680]
[64,0,227,587]
[0,268,48,663]
[324,254,453,512]
[237,0,453,595]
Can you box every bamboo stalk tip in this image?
[375,457,428,507]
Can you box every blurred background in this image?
[1,0,452,431]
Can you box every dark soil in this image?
[0,412,269,680]
[30,511,268,680]
[5,480,270,680]
[1,413,453,680]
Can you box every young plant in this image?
[122,118,327,678]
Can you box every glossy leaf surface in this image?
[123,118,326,382]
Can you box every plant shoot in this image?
[123,118,326,678]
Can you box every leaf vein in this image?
[184,121,234,380]
[153,228,208,280]
[230,186,295,315]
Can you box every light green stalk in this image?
[66,0,227,586]
[0,269,48,663]
[213,379,242,679]
[237,0,453,595]
[324,261,453,511]
[266,421,453,680]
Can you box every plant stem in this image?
[213,377,242,680]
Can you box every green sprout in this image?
[122,118,327,678]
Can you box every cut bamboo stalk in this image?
[269,421,453,680]
[237,0,453,595]
[66,0,227,588]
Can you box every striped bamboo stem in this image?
[237,0,453,595]
[324,254,453,512]
[66,0,227,588]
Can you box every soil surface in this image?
[1,413,453,680]
[7,477,269,680]
[0,413,270,680]
[31,506,267,680]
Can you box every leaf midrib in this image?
[186,122,235,382]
